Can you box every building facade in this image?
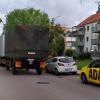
[65,5,100,55]
[65,28,77,51]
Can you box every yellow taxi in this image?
[80,59,100,84]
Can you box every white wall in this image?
[84,22,98,53]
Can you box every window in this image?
[87,26,89,31]
[72,42,76,46]
[88,60,100,68]
[67,57,74,62]
[86,37,89,42]
[86,47,88,52]
[91,39,98,45]
[79,38,83,42]
[59,58,68,63]
[52,58,57,62]
[67,42,72,47]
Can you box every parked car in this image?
[80,59,100,84]
[46,56,77,75]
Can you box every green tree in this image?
[49,24,65,56]
[4,8,50,32]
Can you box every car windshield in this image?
[59,58,68,63]
[68,57,74,62]
[59,57,74,63]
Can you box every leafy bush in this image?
[65,49,75,57]
[78,52,91,59]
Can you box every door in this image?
[47,58,57,72]
[87,60,100,84]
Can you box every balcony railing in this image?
[92,24,100,33]
[91,39,100,46]
[91,39,98,45]
[77,30,84,36]
[77,42,84,46]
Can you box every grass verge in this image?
[76,59,92,70]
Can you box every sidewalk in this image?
[77,70,80,75]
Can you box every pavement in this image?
[77,70,80,74]
[0,67,99,100]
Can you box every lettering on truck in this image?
[89,69,100,80]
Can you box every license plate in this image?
[65,68,72,72]
[27,59,34,64]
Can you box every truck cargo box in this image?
[0,25,48,59]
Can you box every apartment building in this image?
[65,28,76,50]
[72,5,100,54]
[78,13,100,53]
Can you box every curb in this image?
[77,70,80,75]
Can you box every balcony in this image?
[92,24,100,33]
[91,39,100,46]
[91,39,98,45]
[78,30,84,36]
[77,42,84,46]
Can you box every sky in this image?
[0,0,99,34]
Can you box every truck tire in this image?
[36,66,42,75]
[12,67,17,75]
[26,67,29,71]
[12,60,17,75]
[33,60,42,75]
[6,66,10,70]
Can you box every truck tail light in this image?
[58,63,64,66]
[15,60,22,68]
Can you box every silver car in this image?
[46,56,77,75]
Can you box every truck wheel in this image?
[12,60,17,75]
[12,67,17,75]
[6,66,10,70]
[26,67,29,71]
[36,66,42,75]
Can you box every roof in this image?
[78,12,100,27]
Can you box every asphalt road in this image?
[0,67,100,100]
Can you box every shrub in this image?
[78,52,91,59]
[65,49,75,57]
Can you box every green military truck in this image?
[0,25,48,75]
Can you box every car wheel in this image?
[55,68,59,75]
[72,72,77,75]
[81,73,87,84]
